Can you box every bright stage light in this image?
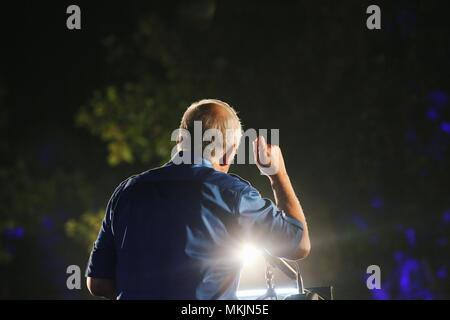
[239,243,262,266]
[236,287,299,300]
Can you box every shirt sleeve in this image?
[236,185,304,258]
[85,180,127,279]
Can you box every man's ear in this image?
[220,144,236,166]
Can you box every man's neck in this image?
[212,162,230,173]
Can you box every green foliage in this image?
[75,15,197,167]
[0,80,94,266]
[76,83,180,166]
[70,15,203,255]
[66,210,105,252]
[0,161,93,265]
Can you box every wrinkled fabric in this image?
[86,158,303,299]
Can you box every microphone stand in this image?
[256,264,277,300]
[260,252,322,300]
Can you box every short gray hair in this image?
[178,99,242,161]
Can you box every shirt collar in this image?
[167,151,214,168]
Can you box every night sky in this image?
[1,0,450,299]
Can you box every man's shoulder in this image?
[227,173,252,187]
[112,165,254,197]
[204,170,253,194]
[109,167,161,195]
[119,163,174,186]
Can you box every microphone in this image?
[262,252,321,300]
[263,252,298,280]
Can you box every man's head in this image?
[177,99,242,172]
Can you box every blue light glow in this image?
[443,210,450,224]
[399,258,421,296]
[440,122,450,134]
[428,90,449,108]
[436,267,448,280]
[405,228,416,247]
[42,216,54,231]
[372,288,390,300]
[5,227,25,239]
[351,214,368,231]
[426,108,438,121]
[371,198,384,209]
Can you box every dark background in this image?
[0,0,449,299]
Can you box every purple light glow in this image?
[426,108,438,121]
[441,122,450,134]
[371,198,384,209]
[443,211,450,224]
[420,290,434,300]
[351,214,368,231]
[436,267,448,280]
[399,259,420,293]
[372,288,390,300]
[436,237,448,247]
[5,227,25,239]
[428,90,449,108]
[394,251,405,263]
[42,216,54,231]
[405,228,416,247]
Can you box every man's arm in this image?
[269,172,311,259]
[253,136,311,260]
[87,277,116,299]
[85,179,129,300]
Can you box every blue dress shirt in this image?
[86,158,303,299]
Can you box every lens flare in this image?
[239,243,262,266]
